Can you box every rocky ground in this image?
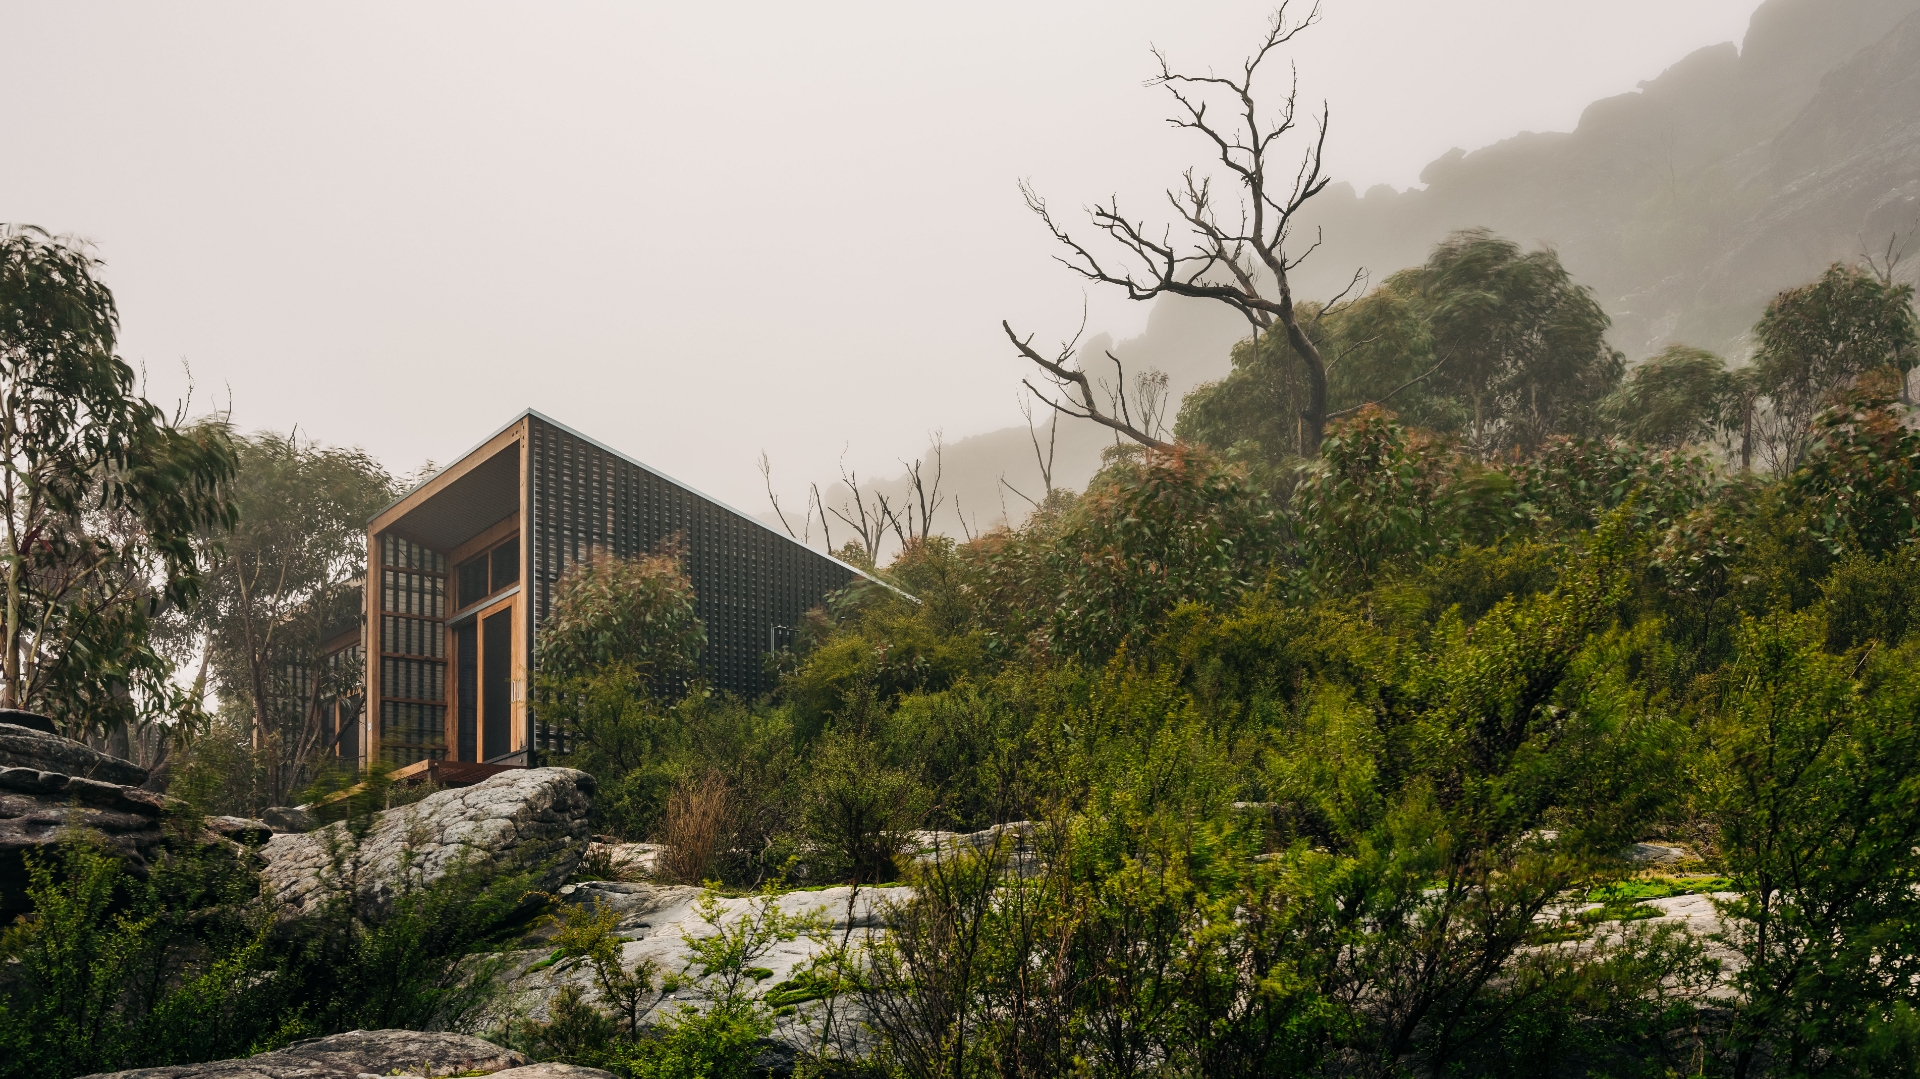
[10,714,1751,1075]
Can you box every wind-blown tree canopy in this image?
[1602,345,1732,452]
[0,224,235,738]
[183,431,395,805]
[1420,228,1622,457]
[1751,261,1920,476]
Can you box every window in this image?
[491,540,519,589]
[456,536,519,611]
[457,555,489,609]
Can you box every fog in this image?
[2,1,1759,512]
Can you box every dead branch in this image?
[827,450,890,560]
[1000,473,1042,510]
[1006,322,1173,452]
[1019,391,1059,497]
[758,450,804,541]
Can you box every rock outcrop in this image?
[584,835,663,877]
[0,717,148,786]
[0,718,260,919]
[259,767,595,921]
[78,1028,527,1078]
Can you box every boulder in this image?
[77,1028,526,1078]
[0,708,57,735]
[260,767,595,921]
[0,718,148,786]
[262,804,318,833]
[492,1066,619,1078]
[205,815,274,845]
[486,880,893,1068]
[1625,841,1692,865]
[584,835,663,878]
[908,820,1043,876]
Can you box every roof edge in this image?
[368,408,906,599]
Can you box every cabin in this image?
[319,410,869,773]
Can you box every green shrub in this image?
[0,835,296,1078]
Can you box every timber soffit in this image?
[366,408,911,600]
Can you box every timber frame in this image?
[352,410,873,772]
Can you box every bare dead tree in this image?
[878,436,949,551]
[1861,218,1920,403]
[810,482,834,551]
[758,450,811,545]
[827,451,892,561]
[1127,367,1172,443]
[1021,391,1058,496]
[1005,3,1359,456]
[1861,220,1918,287]
[1002,390,1064,511]
[906,435,946,539]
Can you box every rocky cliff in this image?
[883,0,1920,535]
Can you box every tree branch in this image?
[1005,322,1173,452]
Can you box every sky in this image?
[2,0,1763,511]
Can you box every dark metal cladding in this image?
[525,415,859,754]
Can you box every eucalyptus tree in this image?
[187,431,394,802]
[1177,231,1620,464]
[0,224,235,742]
[1750,262,1919,476]
[1602,344,1732,451]
[1419,229,1622,458]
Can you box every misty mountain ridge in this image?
[783,0,1920,552]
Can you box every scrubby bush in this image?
[0,811,549,1078]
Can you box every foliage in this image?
[1697,615,1920,1076]
[1789,374,1920,556]
[0,834,290,1079]
[0,224,237,742]
[291,851,537,1033]
[1042,444,1281,660]
[1288,406,1513,594]
[27,225,1920,1078]
[800,730,929,883]
[177,430,395,808]
[544,663,686,839]
[605,888,824,1079]
[0,813,538,1078]
[1751,262,1920,475]
[1420,228,1623,456]
[537,542,705,687]
[541,890,660,1044]
[1603,344,1734,450]
[1507,435,1720,537]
